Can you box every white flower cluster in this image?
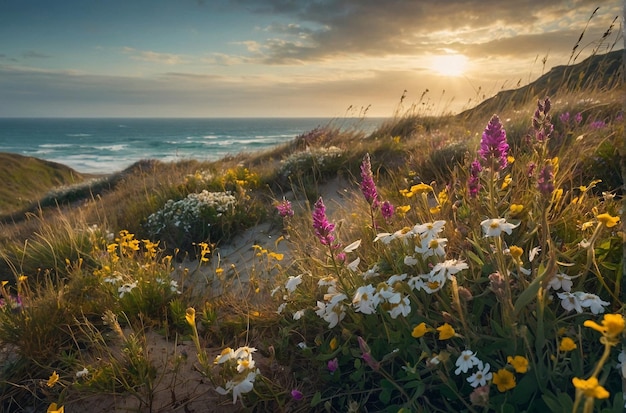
[279,146,344,178]
[214,346,260,404]
[454,350,493,388]
[145,190,237,235]
[546,264,609,315]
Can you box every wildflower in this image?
[396,205,411,215]
[381,201,394,220]
[590,120,606,129]
[478,114,509,170]
[583,313,625,342]
[214,347,235,364]
[329,337,338,351]
[75,367,89,378]
[548,272,575,292]
[501,174,512,189]
[559,337,577,352]
[118,281,137,298]
[410,183,433,194]
[454,350,480,375]
[315,293,347,328]
[276,198,294,218]
[352,284,380,315]
[572,376,609,399]
[468,159,482,197]
[47,371,59,387]
[557,291,583,313]
[537,164,554,195]
[360,153,380,209]
[480,218,519,237]
[415,236,447,258]
[596,213,620,228]
[469,385,490,407]
[291,389,303,400]
[492,368,516,392]
[507,355,529,373]
[508,246,523,265]
[312,197,337,247]
[413,220,447,239]
[412,322,430,338]
[388,295,411,319]
[579,293,610,314]
[357,337,380,371]
[574,112,583,123]
[285,274,303,294]
[467,361,493,388]
[532,97,554,141]
[559,112,570,123]
[435,323,454,340]
[47,403,64,413]
[529,246,541,262]
[292,309,305,320]
[509,204,524,215]
[328,357,339,373]
[216,370,259,404]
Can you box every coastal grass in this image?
[0,46,623,412]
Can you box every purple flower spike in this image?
[537,164,554,195]
[532,97,554,142]
[478,115,509,171]
[360,153,380,209]
[381,201,394,220]
[468,159,482,198]
[312,197,336,246]
[276,198,294,218]
[574,112,582,124]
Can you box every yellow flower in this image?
[185,307,196,327]
[508,246,523,265]
[410,183,433,194]
[583,313,625,341]
[47,403,64,413]
[436,323,455,340]
[268,252,284,261]
[551,188,563,204]
[559,337,577,352]
[396,205,411,215]
[215,268,224,275]
[572,377,609,399]
[18,275,28,283]
[507,355,529,373]
[437,188,449,205]
[507,155,515,164]
[329,337,338,351]
[429,206,441,214]
[47,371,59,387]
[509,204,524,215]
[596,213,620,228]
[412,322,430,338]
[501,174,512,190]
[492,368,516,392]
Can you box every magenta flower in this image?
[327,357,339,373]
[526,161,536,178]
[276,198,294,218]
[559,112,570,124]
[360,153,380,209]
[590,120,606,129]
[291,389,303,400]
[357,336,380,371]
[312,197,337,247]
[574,112,583,124]
[381,201,394,220]
[468,159,482,198]
[478,115,509,170]
[537,164,554,195]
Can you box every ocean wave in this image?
[40,143,73,148]
[94,144,128,152]
[66,133,92,137]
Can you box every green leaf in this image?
[513,269,544,315]
[311,391,322,407]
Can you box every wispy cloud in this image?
[122,47,188,65]
[22,51,52,59]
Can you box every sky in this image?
[0,0,622,118]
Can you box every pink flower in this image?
[276,198,294,218]
[537,164,554,195]
[312,197,337,247]
[328,357,339,373]
[291,389,303,400]
[381,201,394,220]
[360,153,380,209]
[468,159,482,198]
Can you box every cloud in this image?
[22,51,51,59]
[122,47,188,65]
[230,0,621,64]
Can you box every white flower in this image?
[347,257,361,272]
[373,232,394,244]
[216,370,259,404]
[547,273,575,292]
[276,302,286,314]
[578,239,591,248]
[361,264,380,280]
[454,350,480,375]
[76,368,89,378]
[315,293,347,328]
[285,274,303,293]
[387,273,408,285]
[529,246,541,262]
[579,293,609,314]
[297,342,308,349]
[270,286,281,297]
[293,309,305,320]
[431,259,469,279]
[557,292,583,313]
[343,239,361,253]
[480,218,519,237]
[412,220,446,239]
[388,295,411,319]
[404,255,418,266]
[214,348,235,364]
[415,237,447,258]
[118,281,137,298]
[466,361,492,388]
[352,284,380,315]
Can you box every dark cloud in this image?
[231,0,621,63]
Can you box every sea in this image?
[0,117,385,175]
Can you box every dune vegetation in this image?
[0,45,623,413]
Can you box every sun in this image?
[429,54,468,77]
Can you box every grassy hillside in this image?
[0,153,89,214]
